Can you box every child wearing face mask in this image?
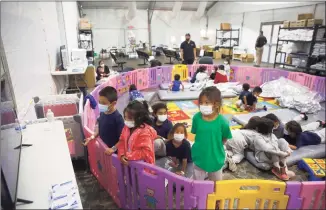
[96,66,108,81]
[165,123,192,176]
[191,86,232,181]
[236,85,263,111]
[118,101,157,166]
[224,57,231,80]
[152,103,173,157]
[84,86,124,155]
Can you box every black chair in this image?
[136,50,149,66]
[110,52,126,71]
[162,49,181,64]
[198,56,214,64]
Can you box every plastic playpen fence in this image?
[116,72,132,96]
[172,65,188,81]
[189,64,216,77]
[131,68,149,91]
[148,66,173,88]
[83,64,326,210]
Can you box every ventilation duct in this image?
[192,1,207,20]
[125,1,137,22]
[171,1,183,19]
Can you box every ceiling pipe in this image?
[125,1,137,21]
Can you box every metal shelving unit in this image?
[274,25,326,75]
[78,29,94,65]
[216,29,240,58]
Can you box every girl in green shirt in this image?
[191,86,232,181]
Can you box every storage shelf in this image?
[278,39,312,43]
[216,37,239,39]
[280,27,314,30]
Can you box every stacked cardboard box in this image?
[220,23,231,30]
[213,51,222,59]
[79,18,92,30]
[283,13,323,28]
[220,48,233,56]
[240,54,254,63]
[307,19,323,27]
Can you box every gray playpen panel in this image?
[233,109,300,125]
[245,144,326,170]
[158,90,237,101]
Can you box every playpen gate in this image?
[131,68,149,91]
[172,65,188,81]
[233,66,263,87]
[116,72,132,95]
[148,67,162,88]
[207,180,289,209]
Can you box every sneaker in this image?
[272,167,289,181]
[227,157,237,172]
[317,120,326,128]
[301,113,308,121]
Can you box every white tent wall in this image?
[208,2,325,54]
[83,8,148,53]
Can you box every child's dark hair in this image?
[196,65,207,73]
[253,86,262,94]
[168,123,188,140]
[242,83,250,91]
[152,102,168,114]
[174,74,181,81]
[199,86,222,109]
[285,121,302,136]
[124,101,152,128]
[257,118,274,135]
[218,65,225,71]
[99,86,118,102]
[98,60,104,65]
[264,113,280,123]
[243,116,261,130]
[129,84,137,92]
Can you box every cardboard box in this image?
[283,21,290,28]
[220,48,232,55]
[213,51,222,59]
[79,22,92,30]
[296,20,307,27]
[241,54,254,63]
[220,23,231,30]
[307,19,324,27]
[290,21,298,28]
[298,13,314,20]
[80,18,90,24]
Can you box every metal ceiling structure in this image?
[78,1,218,12]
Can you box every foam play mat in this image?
[167,97,281,141]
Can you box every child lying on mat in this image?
[284,120,326,150]
[169,74,184,92]
[236,84,263,112]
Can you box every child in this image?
[96,65,108,81]
[152,103,173,157]
[236,85,262,111]
[129,84,145,102]
[169,74,184,91]
[284,120,325,150]
[118,101,157,166]
[252,118,292,180]
[190,66,207,83]
[99,60,110,74]
[191,86,232,181]
[165,123,192,176]
[84,86,124,155]
[224,57,231,80]
[213,65,228,84]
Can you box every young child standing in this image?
[224,57,231,80]
[84,86,124,155]
[191,86,232,181]
[169,74,184,91]
[166,123,192,176]
[213,65,228,84]
[118,101,157,166]
[129,84,145,102]
[236,85,262,111]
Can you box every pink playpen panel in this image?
[287,72,316,90]
[312,76,326,99]
[116,72,132,96]
[131,68,149,91]
[300,181,325,209]
[190,64,215,76]
[261,68,289,84]
[229,65,239,82]
[43,103,78,117]
[233,66,263,87]
[102,76,117,89]
[148,67,164,88]
[94,139,109,190]
[157,66,173,83]
[82,100,97,134]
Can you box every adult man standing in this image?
[180,33,197,64]
[255,31,267,67]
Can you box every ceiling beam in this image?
[206,1,218,13]
[148,1,156,22]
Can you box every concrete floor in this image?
[75,56,324,209]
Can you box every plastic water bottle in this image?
[46,109,54,122]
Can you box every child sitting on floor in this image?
[129,84,145,102]
[190,66,207,83]
[214,65,228,84]
[165,123,192,176]
[284,120,325,150]
[252,118,293,180]
[169,74,184,91]
[118,101,157,166]
[236,84,263,111]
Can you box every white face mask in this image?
[100,64,104,67]
[174,134,184,142]
[224,61,228,65]
[98,104,108,113]
[157,115,167,122]
[200,105,213,115]
[125,121,135,128]
[284,129,289,135]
